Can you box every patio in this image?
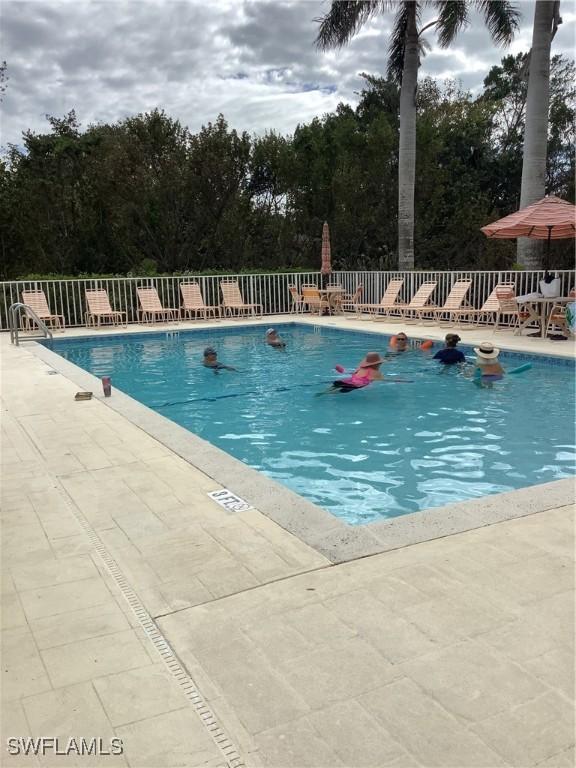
[1,316,574,767]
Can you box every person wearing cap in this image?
[433,334,466,365]
[202,347,237,372]
[473,342,504,384]
[323,351,386,394]
[265,328,286,349]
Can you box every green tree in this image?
[315,0,519,270]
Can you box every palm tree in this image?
[316,1,519,270]
[517,0,562,269]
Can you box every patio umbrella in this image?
[481,195,576,267]
[320,221,332,288]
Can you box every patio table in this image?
[319,287,345,314]
[516,296,573,338]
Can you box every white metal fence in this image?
[1,270,574,331]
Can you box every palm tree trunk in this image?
[517,0,557,269]
[397,3,419,271]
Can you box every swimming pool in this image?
[48,324,575,525]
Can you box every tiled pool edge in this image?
[30,340,575,564]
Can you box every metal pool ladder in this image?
[8,303,54,346]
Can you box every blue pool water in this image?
[48,324,575,524]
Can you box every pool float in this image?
[472,362,532,379]
[508,363,532,375]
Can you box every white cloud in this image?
[1,0,574,149]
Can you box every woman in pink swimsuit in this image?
[325,352,386,394]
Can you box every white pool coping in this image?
[22,316,576,563]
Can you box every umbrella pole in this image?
[545,226,552,271]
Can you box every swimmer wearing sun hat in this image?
[473,342,504,384]
[265,328,286,348]
[322,351,386,394]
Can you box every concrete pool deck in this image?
[1,318,574,767]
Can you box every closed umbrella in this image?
[321,221,331,288]
[481,195,576,268]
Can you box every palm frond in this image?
[433,0,469,47]
[315,0,393,50]
[475,0,520,46]
[387,2,420,84]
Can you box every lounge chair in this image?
[220,281,263,318]
[355,279,404,318]
[394,281,438,323]
[288,285,306,313]
[450,283,515,327]
[85,289,127,328]
[301,286,329,315]
[180,283,220,320]
[21,290,65,331]
[433,280,472,325]
[136,287,179,323]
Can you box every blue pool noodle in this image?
[507,363,532,375]
[473,362,532,379]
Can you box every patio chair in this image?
[394,281,438,323]
[355,279,404,318]
[433,280,472,325]
[136,287,179,323]
[180,283,220,320]
[84,289,127,328]
[21,290,65,331]
[220,281,263,318]
[340,284,363,314]
[494,287,526,332]
[301,286,329,315]
[545,287,575,338]
[288,285,306,313]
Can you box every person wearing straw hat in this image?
[473,342,504,384]
[265,328,286,349]
[323,351,386,394]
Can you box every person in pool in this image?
[324,352,385,394]
[265,328,286,349]
[202,347,237,372]
[390,332,409,353]
[473,342,504,385]
[433,333,466,365]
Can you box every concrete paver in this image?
[114,708,232,767]
[93,665,189,727]
[358,678,508,767]
[470,691,574,766]
[1,322,574,767]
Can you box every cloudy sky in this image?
[2,0,575,149]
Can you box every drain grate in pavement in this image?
[53,481,245,768]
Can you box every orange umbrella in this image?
[481,195,575,239]
[481,195,575,269]
[321,221,332,276]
